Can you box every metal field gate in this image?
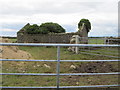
[0,43,120,89]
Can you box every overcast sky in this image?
[0,0,119,37]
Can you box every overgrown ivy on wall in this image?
[19,22,66,34]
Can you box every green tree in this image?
[26,24,39,34]
[39,27,49,34]
[78,19,91,32]
[23,22,65,34]
[18,23,30,33]
[39,22,65,33]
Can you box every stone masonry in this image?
[17,23,89,44]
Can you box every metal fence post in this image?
[56,46,60,89]
[75,35,80,54]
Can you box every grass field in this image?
[2,38,119,88]
[8,37,106,44]
[88,38,105,44]
[9,38,17,43]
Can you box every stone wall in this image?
[17,33,85,43]
[17,23,89,43]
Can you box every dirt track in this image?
[0,38,32,59]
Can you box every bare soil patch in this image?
[0,38,32,59]
[73,62,119,73]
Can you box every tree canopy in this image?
[78,19,91,32]
[40,22,65,33]
[21,22,65,34]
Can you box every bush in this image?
[23,22,65,34]
[26,24,39,34]
[78,19,91,32]
[39,22,65,33]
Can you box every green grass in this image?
[9,37,105,44]
[2,75,118,86]
[19,46,57,60]
[88,38,105,44]
[80,47,119,57]
[2,46,119,87]
[9,38,17,43]
[2,38,119,88]
[3,75,56,86]
[19,46,118,60]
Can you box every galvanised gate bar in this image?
[0,43,120,89]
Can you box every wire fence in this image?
[0,43,120,89]
[76,37,120,44]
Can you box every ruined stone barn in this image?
[17,23,89,44]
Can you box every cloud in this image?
[89,25,118,37]
[1,0,118,16]
[0,1,101,15]
[0,0,119,37]
[1,28,17,32]
[0,28,17,36]
[118,1,120,36]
